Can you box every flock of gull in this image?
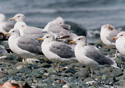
[0,13,125,78]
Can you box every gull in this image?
[113,32,125,55]
[44,17,77,42]
[100,24,120,48]
[0,14,14,39]
[38,33,76,71]
[5,28,42,62]
[9,13,47,37]
[70,36,118,77]
[13,22,47,40]
[100,24,121,58]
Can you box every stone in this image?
[65,21,87,36]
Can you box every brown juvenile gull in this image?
[5,28,42,62]
[38,33,76,71]
[113,32,125,55]
[70,36,118,77]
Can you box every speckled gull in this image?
[70,36,118,77]
[38,33,76,71]
[5,28,42,62]
[0,14,14,34]
[100,24,121,58]
[100,24,120,48]
[113,32,125,55]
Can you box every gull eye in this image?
[18,16,20,18]
[22,25,24,27]
[78,38,80,40]
[121,35,123,36]
[12,31,15,32]
[46,36,49,38]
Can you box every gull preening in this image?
[6,28,42,62]
[113,32,125,55]
[100,24,120,48]
[70,36,118,77]
[38,33,76,71]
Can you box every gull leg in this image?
[104,46,110,49]
[88,67,90,73]
[56,62,60,72]
[114,50,118,59]
[91,69,94,78]
[22,57,27,63]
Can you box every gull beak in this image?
[38,38,44,41]
[70,41,76,44]
[113,37,117,40]
[4,33,10,36]
[9,18,14,21]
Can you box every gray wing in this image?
[3,22,14,32]
[17,36,42,54]
[61,24,71,30]
[85,46,114,65]
[50,42,75,58]
[107,29,121,43]
[49,25,70,37]
[24,26,47,35]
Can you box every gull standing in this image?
[5,28,42,62]
[100,24,120,58]
[113,32,125,55]
[70,36,118,77]
[38,33,76,71]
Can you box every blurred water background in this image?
[0,0,125,33]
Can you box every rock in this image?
[74,68,89,78]
[65,21,87,36]
[62,84,71,88]
[65,67,76,74]
[47,67,57,74]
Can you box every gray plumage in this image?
[50,42,75,58]
[17,36,42,54]
[85,45,115,65]
[23,26,46,35]
[107,29,121,43]
[49,25,70,37]
[0,45,7,54]
[3,22,14,32]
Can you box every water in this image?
[0,0,125,30]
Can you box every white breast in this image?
[8,36,35,58]
[42,41,61,62]
[115,37,125,55]
[100,29,115,46]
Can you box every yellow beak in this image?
[5,33,10,36]
[9,18,15,21]
[38,38,44,41]
[113,37,117,40]
[70,41,76,44]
